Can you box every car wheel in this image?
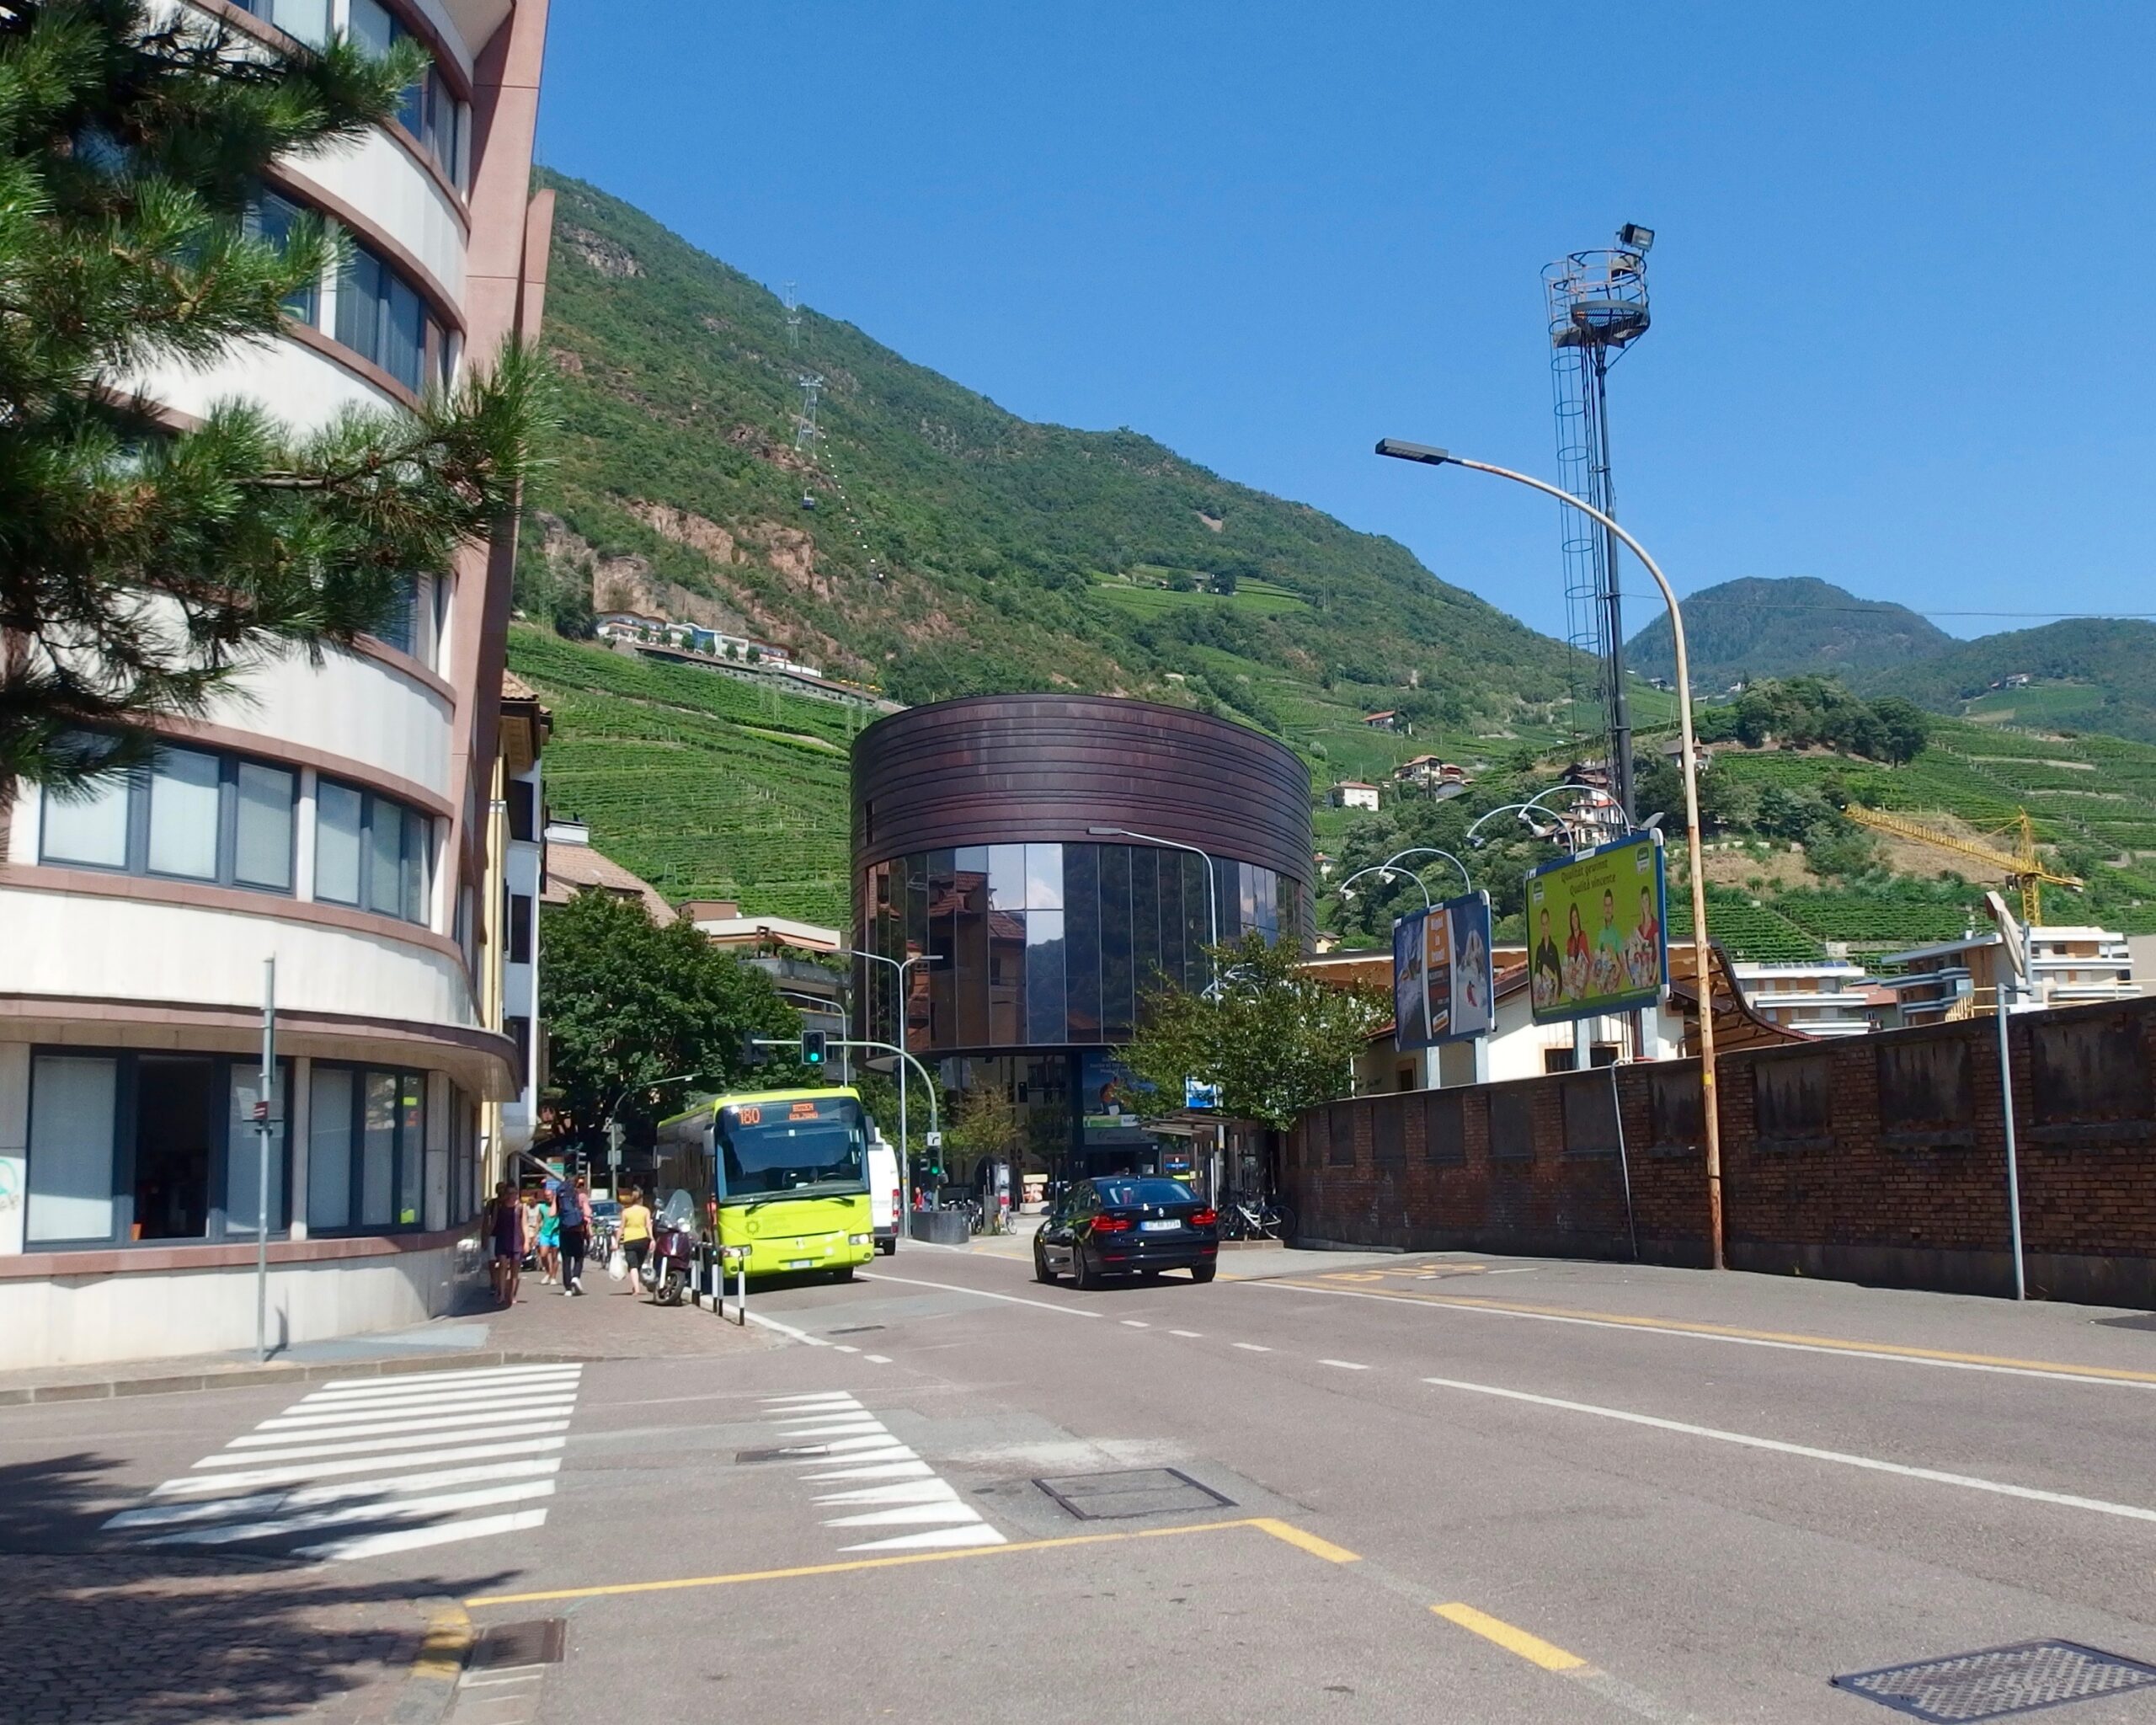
[1071,1244,1099,1291]
[1190,1263,1217,1284]
[1033,1240,1058,1284]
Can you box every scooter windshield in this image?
[658,1189,696,1230]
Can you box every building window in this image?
[39,745,296,893]
[314,779,431,923]
[336,240,449,394]
[246,186,320,324]
[308,1064,428,1231]
[349,0,468,190]
[25,1049,291,1246]
[504,1015,531,1095]
[508,892,533,964]
[232,0,328,46]
[508,780,537,843]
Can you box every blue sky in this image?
[536,3,2153,644]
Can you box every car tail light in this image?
[1092,1215,1132,1234]
[1190,1209,1218,1227]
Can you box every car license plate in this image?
[783,1258,814,1269]
[1140,1219,1180,1232]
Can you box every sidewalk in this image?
[0,1263,771,1406]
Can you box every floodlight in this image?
[1618,222,1655,254]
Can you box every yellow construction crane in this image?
[1844,805,2082,925]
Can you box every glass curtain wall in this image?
[860,841,1307,1055]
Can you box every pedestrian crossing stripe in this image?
[757,1391,1006,1554]
[103,1364,584,1562]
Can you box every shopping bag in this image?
[606,1247,627,1281]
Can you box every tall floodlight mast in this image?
[1545,222,1654,821]
[782,282,824,502]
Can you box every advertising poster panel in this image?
[1526,832,1668,1024]
[1393,890,1496,1052]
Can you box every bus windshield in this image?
[718,1096,866,1199]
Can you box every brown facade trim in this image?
[0,869,465,961]
[191,0,475,103]
[344,634,460,706]
[382,116,473,228]
[270,162,466,336]
[282,318,424,411]
[0,1221,472,1282]
[141,713,455,818]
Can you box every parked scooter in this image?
[641,1189,698,1306]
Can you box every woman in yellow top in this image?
[617,1187,654,1295]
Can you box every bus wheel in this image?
[832,1266,855,1283]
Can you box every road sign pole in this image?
[255,956,275,1364]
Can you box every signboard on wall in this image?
[1525,832,1668,1025]
[1080,1049,1155,1145]
[1393,890,1496,1052]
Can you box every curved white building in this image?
[0,0,552,1368]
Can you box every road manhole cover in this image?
[1034,1468,1233,1520]
[472,1619,564,1669]
[1832,1640,2156,1722]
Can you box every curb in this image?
[0,1347,605,1407]
[390,1599,473,1725]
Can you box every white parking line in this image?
[1422,1375,2156,1525]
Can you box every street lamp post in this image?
[600,1069,704,1199]
[1376,438,1725,1269]
[1337,862,1432,911]
[846,948,943,1221]
[1087,826,1221,989]
[1379,846,1474,895]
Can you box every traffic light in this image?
[802,1029,826,1067]
[740,1032,767,1069]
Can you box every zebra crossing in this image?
[761,1391,1006,1552]
[103,1363,584,1562]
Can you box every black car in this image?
[1034,1177,1219,1288]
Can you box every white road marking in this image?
[296,1506,550,1562]
[768,1420,886,1438]
[1121,1320,1150,1328]
[762,1392,861,1406]
[195,1421,571,1467]
[1262,1279,2156,1391]
[322,1365,579,1391]
[814,1481,961,1506]
[834,1344,861,1354]
[1170,1330,1203,1338]
[1233,1343,1272,1353]
[301,1369,583,1402]
[858,1272,1104,1319]
[841,1523,1003,1552]
[744,1311,834,1347]
[156,1438,564,1496]
[106,1366,581,1562]
[1422,1375,2156,1525]
[1319,1359,1370,1371]
[801,1459,934,1482]
[825,1503,985,1529]
[864,1354,894,1364]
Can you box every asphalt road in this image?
[11,1245,2156,1724]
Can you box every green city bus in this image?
[654,1087,876,1284]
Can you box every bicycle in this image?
[1219,1194,1295,1242]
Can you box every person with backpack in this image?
[558,1175,595,1296]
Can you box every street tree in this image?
[942,1081,1019,1183]
[0,0,544,792]
[539,891,802,1151]
[1118,932,1388,1132]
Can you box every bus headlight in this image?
[848,1234,870,1247]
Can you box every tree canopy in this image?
[0,0,544,790]
[1118,932,1387,1131]
[538,890,803,1151]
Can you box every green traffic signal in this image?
[803,1029,826,1066]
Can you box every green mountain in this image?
[516,171,1584,760]
[1625,576,1951,689]
[1850,619,2156,745]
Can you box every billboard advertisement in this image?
[1526,832,1668,1024]
[1392,890,1496,1052]
[1079,1049,1155,1146]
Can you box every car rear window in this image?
[1094,1178,1196,1208]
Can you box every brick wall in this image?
[1284,995,2156,1307]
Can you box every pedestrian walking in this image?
[558,1175,595,1295]
[617,1185,652,1295]
[536,1186,561,1284]
[487,1180,525,1307]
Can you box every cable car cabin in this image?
[654,1087,873,1284]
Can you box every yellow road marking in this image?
[1267,1279,2156,1386]
[1246,1516,1361,1563]
[409,1601,472,1680]
[1432,1601,1587,1672]
[466,1516,1357,1609]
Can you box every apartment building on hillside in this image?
[0,0,553,1370]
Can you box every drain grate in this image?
[471,1619,565,1670]
[1034,1468,1233,1521]
[1832,1641,2156,1722]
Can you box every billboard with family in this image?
[1526,831,1668,1024]
[1392,890,1496,1051]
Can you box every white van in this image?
[867,1130,901,1254]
